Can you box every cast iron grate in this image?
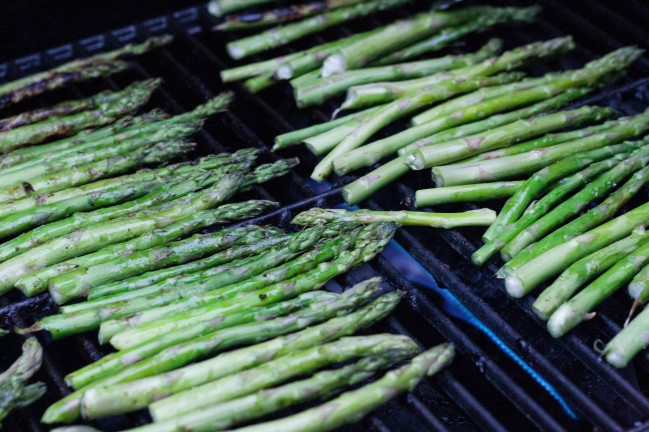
[1,1,649,431]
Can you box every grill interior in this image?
[2,1,649,431]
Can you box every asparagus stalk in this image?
[239,158,300,190]
[629,263,649,302]
[0,338,46,428]
[322,6,538,75]
[504,202,649,298]
[100,223,394,344]
[79,290,402,420]
[0,83,149,132]
[215,0,367,31]
[208,0,279,16]
[0,36,172,109]
[372,6,539,65]
[472,152,632,265]
[49,223,322,310]
[432,114,649,188]
[415,182,522,207]
[292,208,496,228]
[302,107,383,156]
[66,291,335,389]
[122,352,404,432]
[273,106,378,151]
[534,227,649,320]
[0,79,159,153]
[226,0,408,60]
[501,160,649,275]
[150,333,418,421]
[342,36,574,109]
[202,344,454,432]
[604,304,649,368]
[502,152,649,259]
[1,171,245,296]
[294,38,503,107]
[548,240,649,338]
[334,86,591,175]
[312,73,523,182]
[103,228,371,347]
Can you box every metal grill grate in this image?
[2,1,649,431]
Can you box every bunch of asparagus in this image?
[39,271,454,432]
[218,4,539,92]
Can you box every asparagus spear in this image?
[150,333,418,421]
[203,344,454,432]
[226,0,408,60]
[504,202,649,297]
[215,0,367,30]
[47,224,322,312]
[66,291,335,389]
[334,86,592,175]
[42,284,400,424]
[292,208,496,228]
[208,0,279,16]
[322,6,537,75]
[239,158,300,191]
[0,171,245,295]
[408,106,614,171]
[415,182,522,207]
[501,161,649,276]
[548,240,649,338]
[273,107,378,151]
[312,73,523,182]
[502,152,649,259]
[472,152,632,265]
[79,291,402,420]
[533,227,649,320]
[0,338,46,428]
[123,353,404,432]
[103,228,371,347]
[0,36,172,109]
[604,304,649,368]
[0,79,159,153]
[294,38,503,107]
[0,83,150,132]
[432,115,649,188]
[99,223,394,344]
[373,6,538,65]
[342,36,574,109]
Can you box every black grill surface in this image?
[2,1,649,431]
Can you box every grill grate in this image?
[2,1,649,431]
